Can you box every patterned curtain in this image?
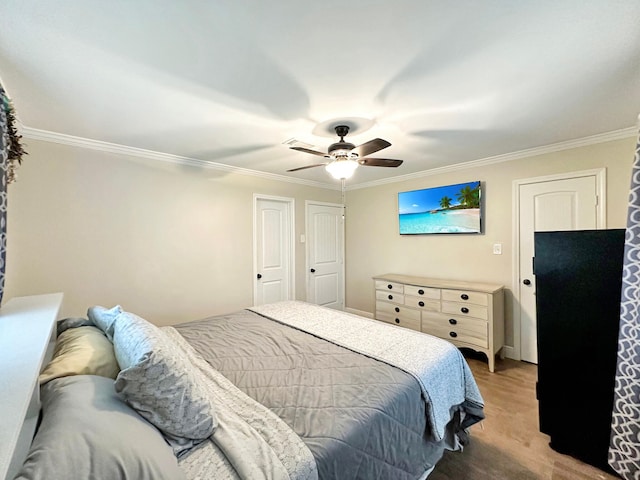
[0,87,8,304]
[609,120,640,479]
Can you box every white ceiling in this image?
[1,1,639,187]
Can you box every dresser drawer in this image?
[421,321,488,349]
[422,311,488,336]
[376,290,405,305]
[446,330,488,349]
[377,311,421,331]
[441,289,488,306]
[404,296,440,311]
[441,301,488,320]
[375,280,404,293]
[404,285,440,300]
[376,301,420,320]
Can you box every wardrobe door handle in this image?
[310,268,316,273]
[461,307,469,314]
[257,273,262,279]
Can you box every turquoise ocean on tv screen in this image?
[399,211,480,234]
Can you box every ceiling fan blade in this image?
[359,158,403,167]
[290,146,329,157]
[287,163,328,172]
[352,138,391,157]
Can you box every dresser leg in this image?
[488,353,495,373]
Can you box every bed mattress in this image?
[175,308,471,479]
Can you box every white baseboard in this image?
[345,307,374,319]
[502,345,519,360]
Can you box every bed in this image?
[1,294,484,480]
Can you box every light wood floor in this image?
[429,355,620,480]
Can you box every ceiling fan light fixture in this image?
[330,147,354,157]
[288,123,401,177]
[325,158,359,180]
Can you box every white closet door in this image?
[307,202,344,310]
[254,196,293,306]
[518,175,598,363]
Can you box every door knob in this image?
[523,279,531,285]
[310,268,316,273]
[257,273,262,279]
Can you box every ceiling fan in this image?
[287,125,403,179]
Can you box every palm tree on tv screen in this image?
[440,196,452,209]
[456,184,480,208]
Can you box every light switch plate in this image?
[493,243,503,255]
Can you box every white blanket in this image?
[250,301,484,441]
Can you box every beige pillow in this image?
[39,326,120,385]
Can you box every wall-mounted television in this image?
[398,180,482,234]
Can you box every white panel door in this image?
[519,176,598,363]
[307,203,344,310]
[254,197,293,306]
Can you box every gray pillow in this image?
[15,375,185,480]
[87,304,123,340]
[113,311,216,453]
[56,316,95,336]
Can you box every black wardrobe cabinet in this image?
[534,229,625,474]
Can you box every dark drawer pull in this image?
[449,331,458,338]
[387,284,393,289]
[449,318,457,325]
[461,307,469,314]
[461,294,469,300]
[395,318,400,324]
[418,301,425,307]
[418,289,424,295]
[388,294,393,300]
[395,307,400,313]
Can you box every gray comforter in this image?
[175,308,483,479]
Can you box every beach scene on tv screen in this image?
[398,181,481,234]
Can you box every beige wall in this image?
[5,139,340,325]
[5,135,636,341]
[344,136,636,350]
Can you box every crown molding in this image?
[19,126,340,191]
[19,124,636,193]
[348,126,638,191]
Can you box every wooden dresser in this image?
[373,273,504,372]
